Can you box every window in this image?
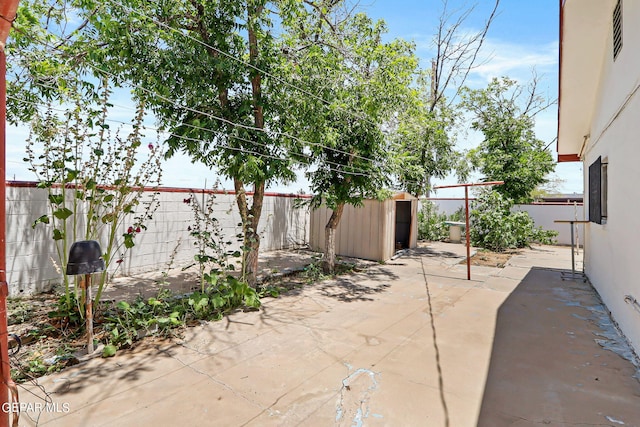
[589,156,608,224]
[613,0,623,60]
[601,161,608,221]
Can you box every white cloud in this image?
[469,39,558,86]
[409,26,559,88]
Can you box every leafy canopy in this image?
[461,77,556,203]
[284,10,418,210]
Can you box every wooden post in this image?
[0,49,9,427]
[0,3,23,419]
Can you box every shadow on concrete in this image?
[16,345,160,427]
[409,246,464,260]
[49,353,155,396]
[280,263,398,303]
[477,267,640,426]
[315,275,392,303]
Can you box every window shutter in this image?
[613,0,623,60]
[589,157,602,224]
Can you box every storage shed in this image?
[310,192,418,262]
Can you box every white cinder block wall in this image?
[512,204,586,247]
[425,198,585,246]
[6,183,310,296]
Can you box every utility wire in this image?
[10,29,401,177]
[9,19,425,187]
[16,33,383,167]
[8,93,374,178]
[68,0,389,164]
[103,0,381,128]
[87,61,381,165]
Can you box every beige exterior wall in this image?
[310,194,417,262]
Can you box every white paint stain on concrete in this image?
[552,287,640,378]
[336,364,381,426]
[606,415,626,424]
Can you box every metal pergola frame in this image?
[432,181,504,281]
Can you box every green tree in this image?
[284,5,418,272]
[461,77,556,203]
[470,190,557,251]
[13,0,305,286]
[391,72,464,197]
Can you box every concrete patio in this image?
[14,243,640,426]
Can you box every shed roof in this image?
[392,191,418,201]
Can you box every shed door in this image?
[395,201,412,250]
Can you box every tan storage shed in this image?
[309,192,418,262]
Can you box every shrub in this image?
[103,276,261,353]
[418,201,448,241]
[469,190,557,252]
[418,201,464,242]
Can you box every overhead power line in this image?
[7,9,429,189]
[12,23,388,168]
[7,93,373,178]
[104,0,381,128]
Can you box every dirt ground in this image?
[467,249,519,268]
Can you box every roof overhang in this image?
[557,0,616,162]
[392,192,417,201]
[0,0,20,49]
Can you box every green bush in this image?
[469,190,557,252]
[418,201,464,241]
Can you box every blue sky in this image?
[6,0,583,197]
[361,0,583,198]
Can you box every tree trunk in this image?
[248,2,264,130]
[233,2,266,287]
[322,202,345,274]
[235,179,265,287]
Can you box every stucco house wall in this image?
[583,88,640,352]
[559,0,640,352]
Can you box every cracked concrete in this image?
[14,243,640,426]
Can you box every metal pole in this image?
[465,186,471,280]
[433,181,504,282]
[0,48,9,427]
[84,274,94,354]
[1,5,22,425]
[570,221,576,278]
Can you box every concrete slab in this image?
[477,258,640,426]
[14,245,640,427]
